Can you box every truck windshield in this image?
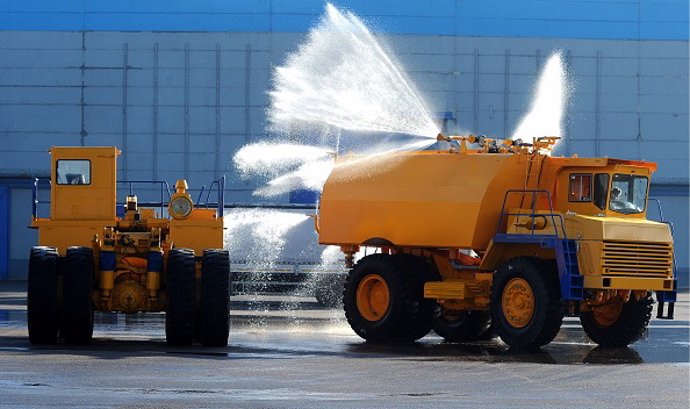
[56,159,91,185]
[609,174,648,214]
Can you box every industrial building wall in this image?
[0,0,688,280]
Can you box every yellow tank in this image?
[318,149,532,250]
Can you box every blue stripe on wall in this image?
[0,186,8,280]
[0,0,687,40]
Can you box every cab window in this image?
[593,173,609,210]
[609,174,648,214]
[568,174,591,202]
[56,160,91,185]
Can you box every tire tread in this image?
[166,248,196,346]
[62,246,95,345]
[491,257,563,349]
[27,246,59,345]
[580,294,653,347]
[200,249,230,347]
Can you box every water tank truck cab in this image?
[316,135,676,349]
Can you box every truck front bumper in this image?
[583,275,675,292]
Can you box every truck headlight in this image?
[169,196,193,219]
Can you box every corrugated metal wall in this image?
[1,33,687,184]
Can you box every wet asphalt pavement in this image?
[0,281,688,409]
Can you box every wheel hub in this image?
[502,278,535,329]
[592,302,623,327]
[356,274,390,321]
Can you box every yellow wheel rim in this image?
[356,274,390,322]
[502,278,535,329]
[593,302,623,327]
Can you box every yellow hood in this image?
[565,214,672,243]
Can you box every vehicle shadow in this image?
[344,337,648,365]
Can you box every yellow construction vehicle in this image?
[28,146,230,346]
[316,134,677,348]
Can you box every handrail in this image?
[205,181,218,206]
[117,180,172,216]
[32,178,52,219]
[496,189,581,298]
[649,197,665,221]
[223,202,317,210]
[33,177,226,220]
[649,197,677,279]
[496,189,568,240]
[194,176,226,218]
[648,197,674,235]
[196,185,206,205]
[218,176,225,217]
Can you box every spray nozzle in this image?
[533,136,561,152]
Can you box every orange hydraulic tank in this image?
[317,149,538,251]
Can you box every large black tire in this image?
[27,246,60,345]
[61,246,95,345]
[343,253,429,343]
[165,248,196,346]
[491,257,563,349]
[580,294,653,347]
[199,249,231,347]
[393,254,440,341]
[434,310,492,342]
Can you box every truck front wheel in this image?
[62,246,95,345]
[344,253,429,343]
[491,257,563,349]
[27,246,60,344]
[165,248,196,346]
[580,294,653,347]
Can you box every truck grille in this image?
[601,241,673,277]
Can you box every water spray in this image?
[267,3,439,138]
[512,52,569,146]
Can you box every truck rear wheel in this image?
[199,249,230,347]
[491,257,563,349]
[166,248,195,346]
[434,310,492,342]
[580,294,653,347]
[27,246,60,344]
[344,253,432,343]
[393,254,439,341]
[62,246,95,345]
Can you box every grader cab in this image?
[28,146,230,346]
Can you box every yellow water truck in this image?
[317,135,677,348]
[28,146,230,346]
